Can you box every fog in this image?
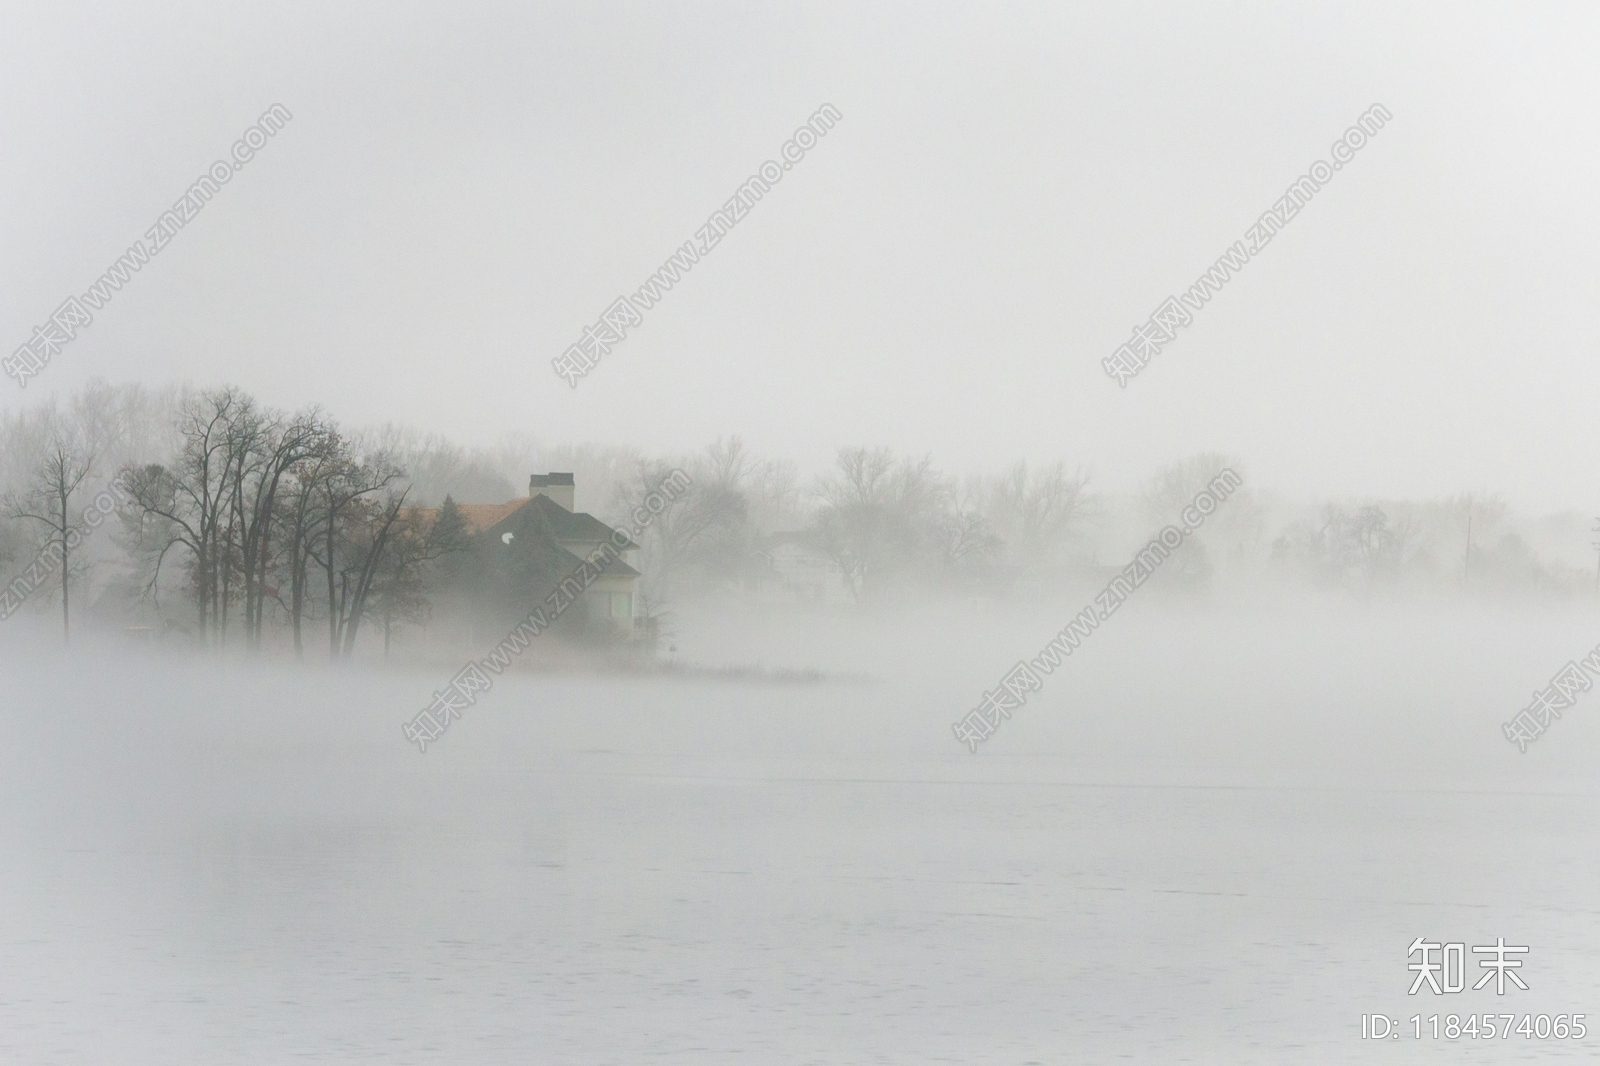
[5,600,1599,1063]
[6,1,1600,1062]
[6,2,1600,507]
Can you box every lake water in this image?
[4,600,1597,1062]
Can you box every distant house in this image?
[750,531,851,605]
[413,473,644,637]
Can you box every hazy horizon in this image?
[6,3,1600,511]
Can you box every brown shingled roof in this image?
[453,501,530,533]
[404,500,527,534]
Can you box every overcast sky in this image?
[3,1,1597,509]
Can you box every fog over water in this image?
[5,598,1599,1063]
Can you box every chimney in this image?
[528,472,576,511]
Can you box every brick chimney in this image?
[528,472,575,511]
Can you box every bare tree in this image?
[1141,453,1260,581]
[613,456,747,603]
[277,438,345,657]
[5,436,94,643]
[747,457,803,531]
[301,448,404,659]
[937,506,1000,572]
[118,388,249,645]
[812,447,953,599]
[234,411,330,648]
[980,461,1096,566]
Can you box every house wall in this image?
[563,541,639,568]
[581,573,637,635]
[755,544,852,605]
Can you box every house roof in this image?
[407,495,640,551]
[519,494,640,550]
[452,501,529,532]
[471,512,643,583]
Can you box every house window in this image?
[610,592,632,619]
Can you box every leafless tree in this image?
[937,506,1001,571]
[5,435,94,643]
[812,447,954,599]
[299,447,405,659]
[613,457,745,604]
[979,461,1096,567]
[232,410,330,648]
[1141,453,1260,581]
[118,388,250,645]
[747,457,803,531]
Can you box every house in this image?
[750,531,852,605]
[415,473,644,638]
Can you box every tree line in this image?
[2,381,1594,653]
[2,384,466,653]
